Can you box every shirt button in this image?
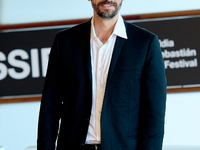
[99,89,103,92]
[99,67,103,71]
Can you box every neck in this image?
[93,13,119,44]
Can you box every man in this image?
[37,0,167,149]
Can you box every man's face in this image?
[91,0,123,19]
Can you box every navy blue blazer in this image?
[38,20,167,150]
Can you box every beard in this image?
[91,0,122,19]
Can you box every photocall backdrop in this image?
[0,15,200,98]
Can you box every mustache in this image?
[98,1,117,6]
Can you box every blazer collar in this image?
[84,19,128,87]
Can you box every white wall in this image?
[0,93,200,150]
[0,102,40,150]
[164,92,200,146]
[1,0,200,24]
[0,0,200,150]
[0,0,2,23]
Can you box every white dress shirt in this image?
[85,14,128,144]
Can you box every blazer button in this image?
[80,143,85,147]
[85,118,90,121]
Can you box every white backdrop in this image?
[1,0,200,24]
[0,0,200,150]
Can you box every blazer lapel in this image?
[106,20,127,87]
[82,20,92,85]
[106,36,125,84]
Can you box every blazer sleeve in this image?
[140,35,167,150]
[37,33,62,150]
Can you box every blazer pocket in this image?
[114,65,140,72]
